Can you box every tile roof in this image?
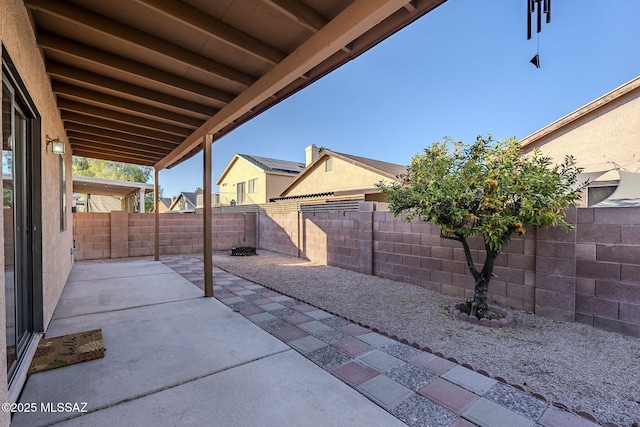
[238,154,305,175]
[333,152,407,178]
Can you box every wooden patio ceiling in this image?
[26,0,445,169]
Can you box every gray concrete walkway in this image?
[12,260,405,427]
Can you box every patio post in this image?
[154,168,159,261]
[203,134,213,297]
[139,188,146,213]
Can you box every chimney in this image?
[195,187,203,195]
[305,144,320,166]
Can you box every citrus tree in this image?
[379,135,585,318]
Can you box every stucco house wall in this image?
[282,156,375,196]
[1,0,74,413]
[520,76,640,176]
[218,157,266,205]
[279,151,401,198]
[217,155,302,205]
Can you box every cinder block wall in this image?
[574,207,640,336]
[73,212,255,260]
[372,207,537,313]
[257,212,299,257]
[257,202,640,337]
[73,213,112,260]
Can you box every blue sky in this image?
[158,0,640,198]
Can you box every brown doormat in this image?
[28,329,106,375]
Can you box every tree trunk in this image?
[471,275,489,317]
[471,250,498,318]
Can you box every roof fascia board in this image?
[520,76,640,149]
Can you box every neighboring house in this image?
[195,193,221,212]
[72,175,154,212]
[83,195,121,212]
[275,145,406,202]
[166,192,197,213]
[216,154,304,206]
[157,198,173,213]
[520,75,640,207]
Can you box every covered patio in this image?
[3,1,450,410]
[23,0,449,296]
[12,259,404,426]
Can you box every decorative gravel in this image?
[313,329,351,345]
[279,299,302,308]
[270,308,298,318]
[211,250,640,427]
[306,346,352,370]
[227,301,253,312]
[380,342,422,362]
[484,382,548,419]
[240,293,263,301]
[319,316,351,329]
[391,395,457,427]
[386,363,435,391]
[259,319,290,333]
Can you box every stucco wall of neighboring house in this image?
[1,0,73,411]
[281,155,394,197]
[218,158,265,205]
[265,173,298,202]
[520,84,640,174]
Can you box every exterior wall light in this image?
[46,135,65,154]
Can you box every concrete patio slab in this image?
[13,260,407,427]
[48,351,406,427]
[66,260,175,282]
[14,298,290,426]
[53,269,202,319]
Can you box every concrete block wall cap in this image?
[468,315,479,324]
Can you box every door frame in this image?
[2,47,43,388]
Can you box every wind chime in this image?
[527,0,551,68]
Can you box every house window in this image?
[587,185,617,207]
[237,181,245,204]
[325,157,333,172]
[248,178,257,194]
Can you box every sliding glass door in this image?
[3,73,36,383]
